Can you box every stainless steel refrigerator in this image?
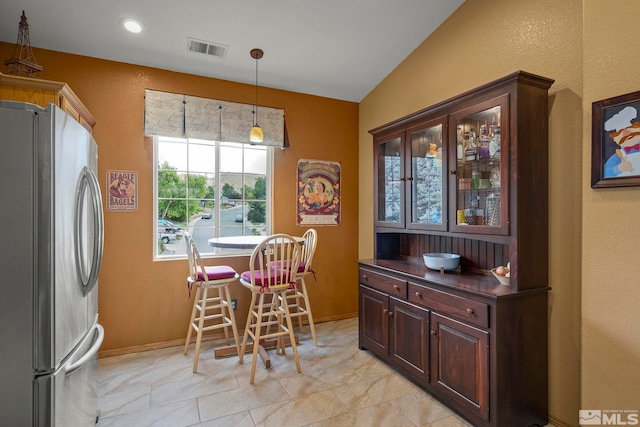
[0,101,105,426]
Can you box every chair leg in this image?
[275,301,285,355]
[223,284,241,355]
[280,291,301,373]
[293,292,303,330]
[249,292,266,385]
[239,290,257,364]
[217,287,231,345]
[184,286,201,355]
[300,278,318,346]
[192,287,208,373]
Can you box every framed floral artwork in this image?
[297,159,340,225]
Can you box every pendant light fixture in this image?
[249,48,264,143]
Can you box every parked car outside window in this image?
[158,219,181,233]
[202,212,212,219]
[159,233,177,244]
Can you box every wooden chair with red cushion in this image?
[183,232,240,373]
[279,228,318,346]
[238,233,303,384]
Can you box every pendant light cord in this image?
[219,103,222,142]
[254,55,259,126]
[182,96,187,138]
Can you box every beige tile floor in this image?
[98,318,553,427]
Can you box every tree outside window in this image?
[155,136,271,258]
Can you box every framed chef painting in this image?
[297,159,340,225]
[592,90,640,188]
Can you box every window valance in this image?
[144,89,285,148]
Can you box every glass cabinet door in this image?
[450,95,509,235]
[375,132,405,228]
[407,118,447,230]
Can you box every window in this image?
[154,136,272,259]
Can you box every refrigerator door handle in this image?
[75,166,104,295]
[65,323,104,376]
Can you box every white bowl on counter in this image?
[423,253,461,271]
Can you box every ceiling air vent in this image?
[187,38,228,58]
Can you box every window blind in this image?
[144,89,285,148]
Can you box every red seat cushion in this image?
[241,269,290,286]
[197,265,237,281]
[269,260,306,273]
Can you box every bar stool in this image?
[238,234,303,384]
[183,232,240,373]
[280,228,318,346]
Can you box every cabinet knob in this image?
[393,284,398,289]
[362,275,368,281]
[430,330,437,336]
[466,308,475,314]
[415,292,422,297]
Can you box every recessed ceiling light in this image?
[120,18,143,34]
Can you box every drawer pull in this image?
[430,330,437,336]
[466,308,475,314]
[415,292,422,297]
[393,284,398,289]
[362,275,368,281]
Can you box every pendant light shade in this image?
[250,48,264,143]
[250,125,264,142]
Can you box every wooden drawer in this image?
[359,268,407,299]
[408,283,488,328]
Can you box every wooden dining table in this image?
[207,234,304,368]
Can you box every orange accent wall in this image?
[0,43,359,352]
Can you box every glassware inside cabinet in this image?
[454,103,504,231]
[409,123,444,227]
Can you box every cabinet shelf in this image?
[456,188,499,193]
[456,157,500,167]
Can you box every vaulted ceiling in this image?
[0,1,465,102]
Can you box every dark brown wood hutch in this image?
[359,71,554,427]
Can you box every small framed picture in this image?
[296,159,341,225]
[107,170,137,211]
[592,90,640,188]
